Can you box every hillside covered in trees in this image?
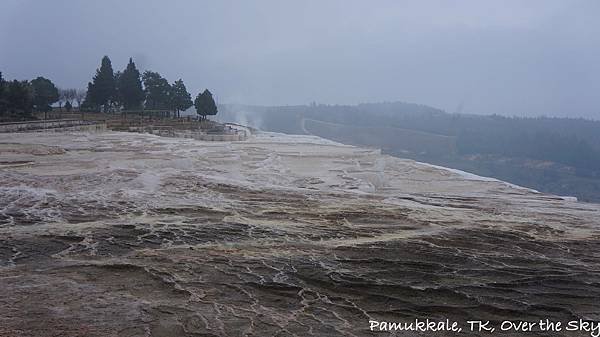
[220,102,600,202]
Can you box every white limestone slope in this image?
[2,129,600,336]
[1,130,598,241]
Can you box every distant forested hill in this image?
[219,102,600,202]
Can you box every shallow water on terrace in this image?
[1,131,599,336]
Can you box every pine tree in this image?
[1,75,34,120]
[194,92,205,119]
[170,79,193,117]
[88,56,116,112]
[118,58,144,110]
[30,77,59,118]
[142,71,171,111]
[194,89,218,120]
[204,89,217,117]
[4,80,34,120]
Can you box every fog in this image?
[1,0,599,118]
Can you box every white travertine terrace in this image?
[1,131,599,336]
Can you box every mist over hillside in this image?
[219,102,600,202]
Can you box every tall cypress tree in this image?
[113,71,122,108]
[0,72,6,114]
[170,79,193,117]
[118,58,144,110]
[89,56,116,112]
[81,82,94,111]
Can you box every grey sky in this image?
[1,0,599,118]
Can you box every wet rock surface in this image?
[1,131,599,336]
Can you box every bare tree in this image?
[58,89,77,108]
[75,89,86,109]
[58,88,66,112]
[65,89,76,104]
[57,88,78,118]
[75,89,87,120]
[65,89,76,112]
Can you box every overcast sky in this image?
[1,0,599,118]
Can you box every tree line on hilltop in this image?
[0,55,217,121]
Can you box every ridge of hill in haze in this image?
[218,102,600,202]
